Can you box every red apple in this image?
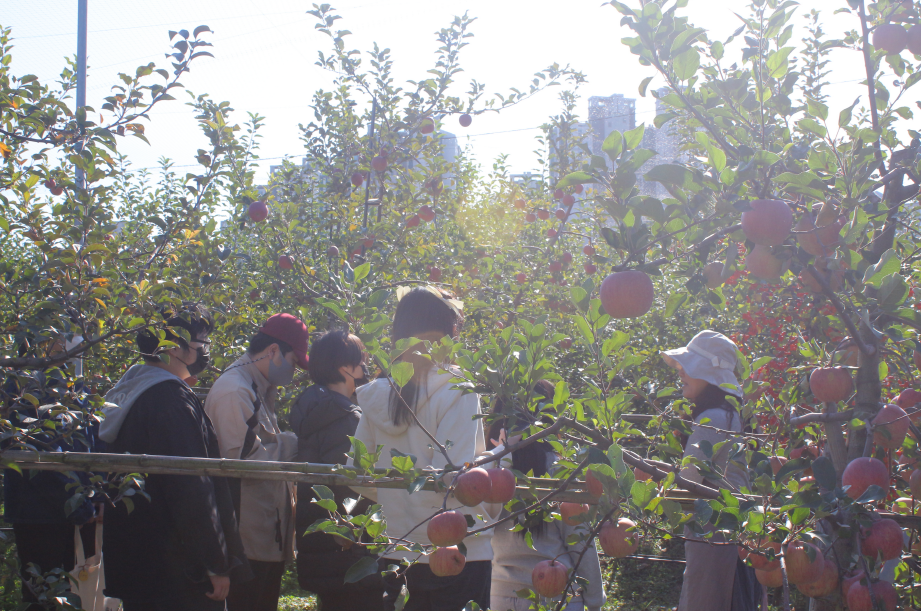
[847,579,897,611]
[516,273,527,284]
[553,189,564,200]
[634,466,653,481]
[426,511,467,546]
[420,117,435,134]
[561,252,573,265]
[745,245,784,280]
[909,24,921,55]
[703,262,725,289]
[458,113,472,127]
[278,255,293,270]
[574,184,584,194]
[842,457,889,500]
[796,208,847,256]
[600,270,654,318]
[249,289,260,300]
[585,469,603,498]
[531,559,568,597]
[429,545,465,577]
[547,228,558,238]
[842,570,867,599]
[796,559,839,598]
[248,199,269,222]
[454,467,491,506]
[809,366,853,403]
[371,155,388,172]
[584,263,597,275]
[555,208,567,220]
[514,199,526,209]
[599,518,638,557]
[525,213,536,223]
[873,403,909,449]
[484,468,516,504]
[327,246,339,258]
[873,23,908,55]
[892,496,920,514]
[562,194,575,207]
[583,244,595,256]
[406,215,421,228]
[559,502,589,526]
[784,540,824,585]
[549,261,562,273]
[861,518,903,561]
[741,199,793,246]
[798,257,845,293]
[895,388,921,412]
[44,178,56,189]
[560,337,572,350]
[50,186,64,196]
[428,267,442,282]
[350,172,365,187]
[537,209,550,220]
[418,205,436,222]
[911,469,921,498]
[769,456,787,475]
[756,568,783,588]
[740,540,781,571]
[363,236,374,248]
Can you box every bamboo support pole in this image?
[0,450,596,503]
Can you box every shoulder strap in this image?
[239,381,262,460]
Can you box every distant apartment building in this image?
[540,89,685,203]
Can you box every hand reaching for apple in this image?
[206,575,230,601]
[489,427,522,450]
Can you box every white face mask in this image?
[267,352,295,386]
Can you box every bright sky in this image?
[4,1,871,184]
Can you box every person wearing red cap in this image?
[204,313,310,611]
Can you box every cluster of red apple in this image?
[530,471,639,598]
[44,178,64,196]
[873,22,921,56]
[734,365,921,610]
[424,466,515,577]
[406,204,436,228]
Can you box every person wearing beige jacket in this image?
[205,314,308,611]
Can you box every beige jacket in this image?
[204,355,297,563]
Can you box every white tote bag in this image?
[70,524,121,611]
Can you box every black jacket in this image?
[2,375,96,525]
[102,380,252,601]
[290,385,381,594]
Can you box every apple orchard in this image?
[3,0,921,609]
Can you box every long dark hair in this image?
[389,287,461,426]
[690,384,738,421]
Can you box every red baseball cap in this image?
[259,313,309,369]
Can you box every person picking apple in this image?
[661,330,757,611]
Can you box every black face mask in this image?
[344,363,371,388]
[182,346,210,376]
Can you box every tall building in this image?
[587,94,637,159]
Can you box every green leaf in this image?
[313,485,335,501]
[631,480,655,509]
[391,361,414,388]
[862,249,899,288]
[766,47,794,78]
[670,27,707,55]
[811,456,836,490]
[556,171,595,189]
[353,262,370,284]
[607,442,627,477]
[673,48,700,80]
[664,292,688,318]
[344,556,380,584]
[602,131,624,161]
[644,164,694,189]
[639,76,654,97]
[624,124,646,151]
[806,99,829,121]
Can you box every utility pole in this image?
[76,0,88,190]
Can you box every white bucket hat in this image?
[662,330,743,397]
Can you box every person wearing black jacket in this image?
[290,330,384,611]
[99,305,252,610]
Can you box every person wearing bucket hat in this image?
[204,313,309,611]
[662,330,759,611]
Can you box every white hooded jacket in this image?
[353,367,500,564]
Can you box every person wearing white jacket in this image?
[352,286,499,611]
